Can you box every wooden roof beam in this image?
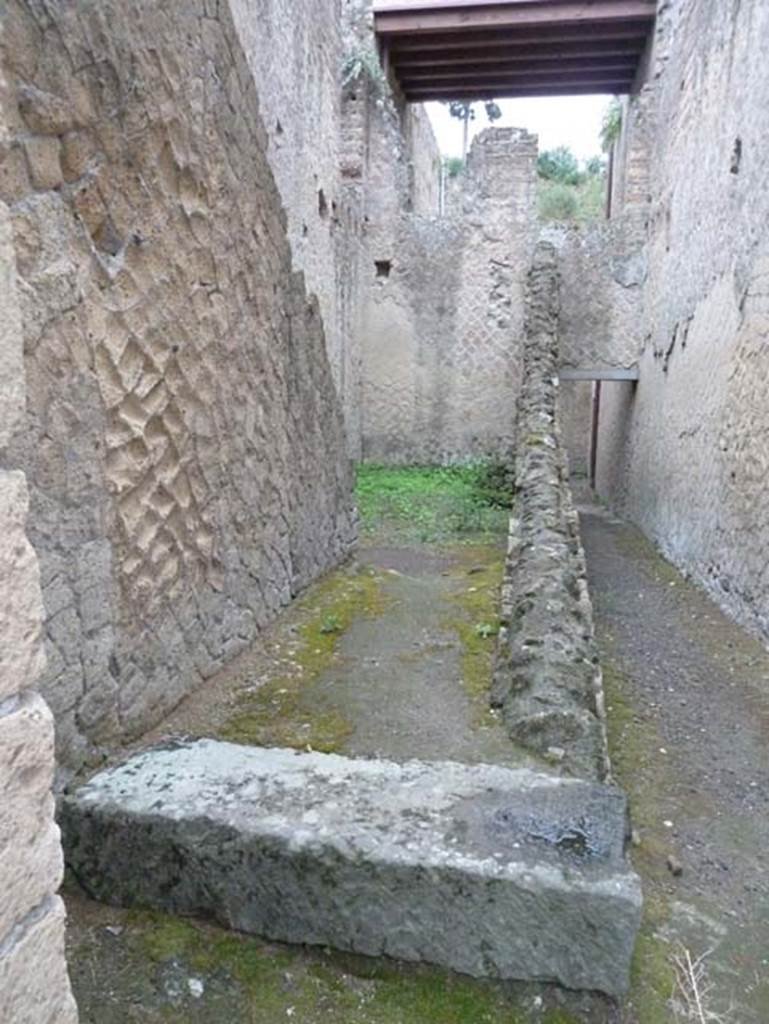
[374,1,657,37]
[394,40,646,67]
[406,71,632,89]
[389,22,651,51]
[406,81,631,99]
[399,59,638,82]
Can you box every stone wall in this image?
[361,127,538,464]
[0,189,77,1020]
[492,242,608,781]
[229,0,366,450]
[595,0,769,643]
[227,0,443,460]
[1,0,356,773]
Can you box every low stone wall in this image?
[492,242,609,781]
[0,202,77,1022]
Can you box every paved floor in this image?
[310,542,534,767]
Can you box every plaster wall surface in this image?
[361,128,538,464]
[1,0,356,772]
[549,220,645,371]
[595,0,769,642]
[0,188,77,1019]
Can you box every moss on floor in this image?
[219,566,387,753]
[614,528,684,589]
[443,546,506,726]
[102,906,585,1024]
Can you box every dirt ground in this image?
[63,478,769,1023]
[579,499,769,1024]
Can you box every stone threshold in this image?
[61,739,641,998]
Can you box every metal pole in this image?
[589,380,601,490]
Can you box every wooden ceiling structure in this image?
[372,0,657,101]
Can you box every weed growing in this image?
[355,462,512,543]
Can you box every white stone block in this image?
[0,472,46,701]
[63,740,642,997]
[0,898,78,1024]
[0,692,62,944]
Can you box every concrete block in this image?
[0,692,62,944]
[62,741,642,997]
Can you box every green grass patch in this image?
[355,463,512,543]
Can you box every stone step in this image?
[61,741,641,998]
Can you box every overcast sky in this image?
[424,94,611,162]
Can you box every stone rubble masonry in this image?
[0,186,77,1017]
[1,0,357,774]
[61,740,642,998]
[492,242,610,782]
[361,127,539,464]
[593,0,769,646]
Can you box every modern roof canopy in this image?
[372,0,657,101]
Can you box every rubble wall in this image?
[1,0,356,772]
[493,242,609,781]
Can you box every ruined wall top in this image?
[464,127,538,199]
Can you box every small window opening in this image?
[318,189,328,219]
[375,260,391,279]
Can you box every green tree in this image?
[584,155,606,177]
[536,146,583,185]
[600,97,623,152]
[444,100,502,159]
[538,183,578,221]
[443,156,465,179]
